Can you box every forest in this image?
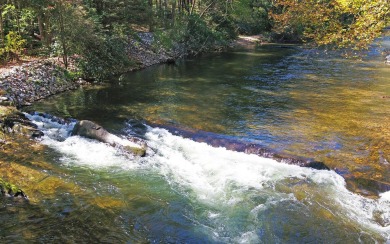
[0,0,389,78]
[1,1,390,242]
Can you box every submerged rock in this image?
[72,120,147,157]
[148,121,331,170]
[345,176,390,199]
[303,161,330,170]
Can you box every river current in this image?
[3,39,390,242]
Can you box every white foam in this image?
[25,113,139,169]
[380,191,390,201]
[25,113,75,141]
[145,127,311,201]
[144,127,390,240]
[234,231,259,243]
[46,135,137,168]
[26,114,390,241]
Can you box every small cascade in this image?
[24,113,390,242]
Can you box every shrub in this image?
[155,14,236,56]
[0,31,26,62]
[76,35,133,80]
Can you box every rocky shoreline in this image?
[0,32,258,108]
[127,32,177,69]
[0,32,179,108]
[0,60,86,107]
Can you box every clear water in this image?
[3,40,389,242]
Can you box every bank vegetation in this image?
[0,0,388,79]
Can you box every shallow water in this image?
[7,39,390,242]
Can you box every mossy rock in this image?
[0,106,43,138]
[0,177,27,198]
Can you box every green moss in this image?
[64,70,81,81]
[0,177,26,198]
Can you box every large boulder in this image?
[71,120,147,156]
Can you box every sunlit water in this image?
[4,38,389,242]
[14,113,390,242]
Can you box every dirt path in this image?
[235,35,269,48]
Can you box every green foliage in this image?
[5,31,26,53]
[270,0,390,49]
[2,4,35,35]
[0,31,26,62]
[43,3,132,80]
[76,35,132,80]
[82,0,150,31]
[231,0,272,35]
[184,15,219,54]
[1,0,387,76]
[156,14,237,56]
[210,14,237,41]
[64,69,82,81]
[0,177,25,197]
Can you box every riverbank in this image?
[0,59,86,107]
[1,32,257,107]
[0,33,179,107]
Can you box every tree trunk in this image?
[148,0,154,31]
[172,0,176,26]
[190,0,196,15]
[200,0,215,18]
[163,0,168,15]
[37,14,46,43]
[0,8,4,48]
[57,5,68,69]
[163,0,168,27]
[44,14,53,48]
[16,1,21,35]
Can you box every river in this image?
[2,39,389,242]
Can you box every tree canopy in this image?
[270,0,390,49]
[0,0,389,78]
